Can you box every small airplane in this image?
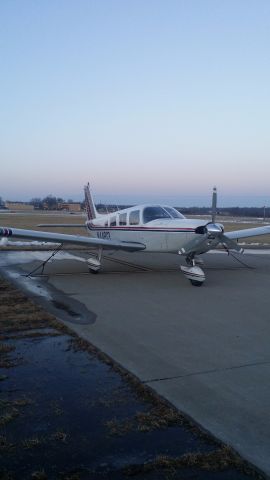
[1,183,270,286]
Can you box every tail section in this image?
[84,183,98,221]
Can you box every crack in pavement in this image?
[143,358,270,384]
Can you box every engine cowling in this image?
[195,223,224,237]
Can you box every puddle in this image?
[52,300,81,317]
[0,264,96,326]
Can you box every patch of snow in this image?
[0,250,87,267]
[0,239,59,247]
[6,270,53,300]
[209,249,270,255]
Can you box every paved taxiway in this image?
[1,248,270,476]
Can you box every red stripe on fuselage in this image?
[86,223,195,232]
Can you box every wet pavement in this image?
[0,278,259,480]
[0,248,270,478]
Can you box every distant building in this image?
[58,202,81,212]
[5,201,34,211]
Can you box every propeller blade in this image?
[211,186,217,224]
[220,234,244,253]
[179,234,208,255]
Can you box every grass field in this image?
[0,211,87,237]
[0,211,270,245]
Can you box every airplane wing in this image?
[0,227,145,252]
[226,225,270,240]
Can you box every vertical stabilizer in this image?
[84,183,98,220]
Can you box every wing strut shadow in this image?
[23,243,63,277]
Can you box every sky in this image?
[1,0,270,206]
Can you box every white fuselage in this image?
[85,204,207,253]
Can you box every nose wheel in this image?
[180,253,206,286]
[180,265,205,286]
[190,279,204,287]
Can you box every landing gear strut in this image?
[180,253,206,286]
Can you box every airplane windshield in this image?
[143,206,171,223]
[143,206,185,223]
[163,207,185,219]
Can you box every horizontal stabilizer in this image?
[37,224,86,228]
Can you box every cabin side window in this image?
[110,216,117,227]
[119,213,127,225]
[129,210,140,225]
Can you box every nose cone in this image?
[206,223,224,234]
[195,222,224,235]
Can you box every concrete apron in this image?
[2,249,270,477]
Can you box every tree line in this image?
[0,196,269,217]
[29,196,79,210]
[179,206,269,218]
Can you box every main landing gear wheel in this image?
[87,248,102,274]
[190,279,203,287]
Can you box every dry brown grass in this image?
[31,471,48,480]
[51,431,68,442]
[49,400,64,416]
[105,405,187,436]
[135,405,183,431]
[12,397,33,407]
[104,417,134,436]
[59,474,81,480]
[0,358,21,369]
[0,278,71,338]
[0,211,87,239]
[22,437,43,449]
[0,408,20,426]
[0,343,15,353]
[0,435,14,452]
[0,397,32,408]
[123,446,264,478]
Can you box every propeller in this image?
[209,187,244,253]
[211,186,217,223]
[180,187,244,256]
[219,234,244,254]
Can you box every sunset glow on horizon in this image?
[1,1,270,205]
